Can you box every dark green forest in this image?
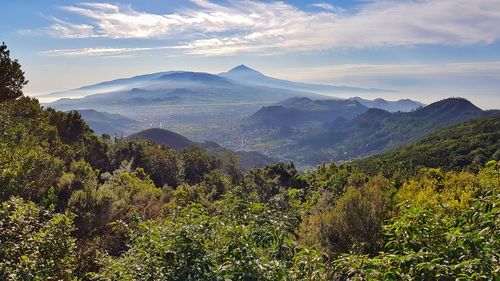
[1,43,499,280]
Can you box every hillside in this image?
[128,128,194,151]
[352,115,500,178]
[75,109,139,136]
[249,98,367,127]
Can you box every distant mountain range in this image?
[43,65,400,111]
[44,72,323,112]
[44,65,394,101]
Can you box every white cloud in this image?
[270,61,500,105]
[47,17,102,38]
[40,0,500,56]
[40,47,159,57]
[310,3,344,14]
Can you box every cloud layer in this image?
[288,61,500,81]
[40,0,500,56]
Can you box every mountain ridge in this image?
[348,96,425,112]
[43,65,395,102]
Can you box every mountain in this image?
[348,97,425,112]
[155,71,232,86]
[249,98,368,127]
[128,128,195,151]
[352,115,500,178]
[227,98,494,166]
[412,97,483,121]
[75,109,139,136]
[220,65,394,94]
[44,65,396,110]
[295,98,491,162]
[129,128,275,170]
[42,71,175,100]
[45,72,325,111]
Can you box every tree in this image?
[0,42,27,102]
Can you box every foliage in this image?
[0,42,27,101]
[332,163,500,280]
[180,146,220,185]
[96,195,327,280]
[110,139,180,187]
[299,176,390,257]
[353,115,500,181]
[0,197,75,280]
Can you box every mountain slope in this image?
[352,115,500,178]
[128,128,195,151]
[42,71,176,100]
[75,109,138,136]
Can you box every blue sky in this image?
[2,0,500,108]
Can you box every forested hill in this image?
[129,128,276,169]
[352,115,500,179]
[128,128,195,150]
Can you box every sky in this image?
[2,0,500,108]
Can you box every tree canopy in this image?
[0,42,27,102]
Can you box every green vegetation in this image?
[1,43,499,280]
[0,42,27,101]
[353,115,500,180]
